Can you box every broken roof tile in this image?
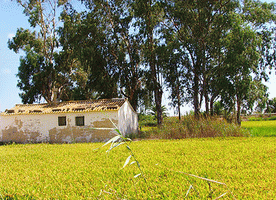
[1,98,126,115]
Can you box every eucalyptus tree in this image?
[71,0,146,111]
[8,0,72,104]
[241,0,276,78]
[265,97,276,113]
[133,0,166,124]
[163,0,239,118]
[222,20,260,124]
[219,0,276,124]
[160,41,189,120]
[246,80,269,113]
[59,4,119,100]
[163,0,276,121]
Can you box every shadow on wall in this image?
[124,114,138,136]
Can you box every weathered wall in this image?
[118,101,138,136]
[0,111,118,143]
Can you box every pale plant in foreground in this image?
[93,118,147,183]
[95,118,236,199]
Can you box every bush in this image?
[248,116,276,121]
[248,117,263,121]
[142,115,248,139]
[268,116,276,120]
[138,114,157,127]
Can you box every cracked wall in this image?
[0,111,118,143]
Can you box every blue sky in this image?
[0,0,276,114]
[0,0,29,112]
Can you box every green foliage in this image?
[59,6,119,100]
[138,114,157,127]
[213,101,224,116]
[148,105,168,119]
[9,0,276,118]
[265,116,276,120]
[163,0,276,120]
[248,117,265,121]
[247,115,276,121]
[164,0,241,116]
[242,120,276,137]
[8,0,73,104]
[0,138,275,199]
[133,0,165,124]
[220,16,262,124]
[265,97,276,113]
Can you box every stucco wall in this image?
[0,111,118,143]
[118,101,138,136]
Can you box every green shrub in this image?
[268,116,276,120]
[248,115,276,121]
[248,117,263,121]
[138,114,157,127]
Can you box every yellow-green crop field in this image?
[242,120,276,137]
[0,137,275,199]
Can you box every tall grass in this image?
[141,115,248,139]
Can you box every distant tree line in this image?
[8,0,276,125]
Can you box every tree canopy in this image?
[9,0,276,124]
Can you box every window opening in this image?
[58,116,66,126]
[76,116,84,126]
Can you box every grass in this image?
[0,137,275,199]
[241,120,276,137]
[0,115,274,199]
[247,115,276,121]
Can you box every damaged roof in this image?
[1,98,127,115]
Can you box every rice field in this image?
[0,137,275,199]
[241,120,276,137]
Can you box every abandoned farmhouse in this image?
[0,98,138,143]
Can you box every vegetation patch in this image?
[248,116,276,121]
[138,114,157,127]
[1,138,274,199]
[241,120,276,137]
[138,115,248,140]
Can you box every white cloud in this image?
[7,33,15,39]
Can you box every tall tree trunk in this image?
[129,89,138,112]
[129,71,140,111]
[210,94,216,116]
[177,86,181,121]
[152,61,163,125]
[174,73,181,120]
[149,48,163,125]
[202,46,209,116]
[203,75,209,115]
[193,62,200,119]
[237,97,241,126]
[147,0,162,125]
[155,86,163,125]
[210,97,214,116]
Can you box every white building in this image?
[0,98,138,143]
